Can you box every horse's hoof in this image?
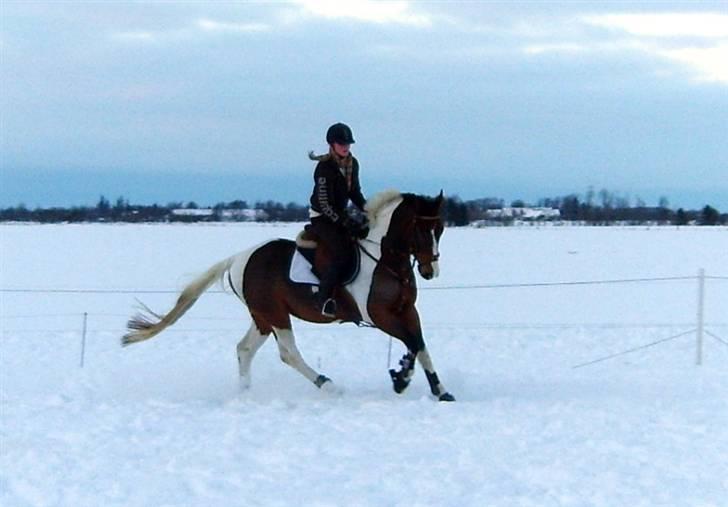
[320,381,344,396]
[389,369,410,394]
[239,376,251,390]
[314,375,343,395]
[315,375,343,396]
[438,392,456,402]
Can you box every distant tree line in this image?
[0,196,309,223]
[1,190,726,226]
[445,189,726,226]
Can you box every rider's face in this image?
[332,142,350,157]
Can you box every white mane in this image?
[365,189,402,227]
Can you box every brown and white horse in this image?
[123,190,455,401]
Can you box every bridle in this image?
[410,214,441,263]
[358,213,442,282]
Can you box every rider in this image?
[308,122,369,317]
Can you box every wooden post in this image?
[696,269,705,366]
[80,312,88,368]
[387,337,393,369]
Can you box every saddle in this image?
[290,225,360,286]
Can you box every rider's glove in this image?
[342,217,369,239]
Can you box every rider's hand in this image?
[342,217,368,239]
[354,223,369,239]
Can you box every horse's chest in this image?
[367,265,416,309]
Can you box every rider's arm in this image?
[349,159,366,212]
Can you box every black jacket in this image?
[309,157,366,224]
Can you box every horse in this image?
[122,190,455,401]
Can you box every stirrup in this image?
[321,298,337,317]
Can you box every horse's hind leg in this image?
[272,326,341,394]
[237,323,270,389]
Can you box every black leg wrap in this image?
[389,368,410,394]
[314,375,331,388]
[389,352,415,394]
[425,370,456,402]
[424,370,442,396]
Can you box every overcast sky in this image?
[1,1,727,209]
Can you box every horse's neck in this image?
[367,197,402,244]
[361,197,413,279]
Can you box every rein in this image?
[357,240,409,282]
[358,238,382,261]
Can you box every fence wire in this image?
[3,273,726,368]
[423,275,699,290]
[706,330,728,348]
[571,329,696,369]
[0,274,709,294]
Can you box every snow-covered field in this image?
[2,223,727,506]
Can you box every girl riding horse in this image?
[308,123,369,317]
[123,190,454,401]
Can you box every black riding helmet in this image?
[326,123,355,145]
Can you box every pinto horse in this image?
[123,190,455,401]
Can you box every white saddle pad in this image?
[289,249,320,285]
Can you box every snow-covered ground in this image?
[2,223,727,506]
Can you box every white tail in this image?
[122,256,235,346]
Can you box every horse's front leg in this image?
[389,350,416,394]
[389,347,455,402]
[378,307,455,401]
[417,348,455,402]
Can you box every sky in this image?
[1,1,727,209]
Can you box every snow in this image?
[2,223,727,506]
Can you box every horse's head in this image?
[398,191,445,280]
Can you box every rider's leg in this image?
[310,218,350,316]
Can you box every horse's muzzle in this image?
[418,261,439,280]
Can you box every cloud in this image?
[658,44,728,84]
[523,43,587,55]
[108,1,434,39]
[197,19,270,33]
[508,12,728,85]
[581,12,728,84]
[291,0,431,27]
[111,16,271,44]
[584,13,728,38]
[113,31,158,43]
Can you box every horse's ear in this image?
[436,190,444,209]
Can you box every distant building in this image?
[171,208,214,217]
[484,207,561,220]
[221,209,269,221]
[171,208,269,221]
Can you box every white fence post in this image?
[80,312,88,368]
[696,269,705,366]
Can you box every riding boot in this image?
[318,269,339,317]
[309,217,349,318]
